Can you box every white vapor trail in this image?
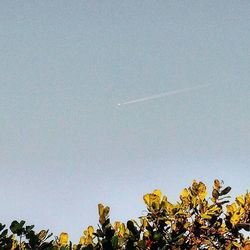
[117,84,211,106]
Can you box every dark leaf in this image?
[10,221,20,234]
[0,223,6,231]
[220,187,231,196]
[212,189,219,199]
[237,223,250,231]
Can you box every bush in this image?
[1,179,250,249]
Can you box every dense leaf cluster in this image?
[1,180,250,249]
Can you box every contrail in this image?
[117,83,211,106]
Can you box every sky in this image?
[0,1,250,243]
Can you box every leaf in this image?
[143,194,150,206]
[111,235,118,248]
[37,230,48,241]
[181,188,189,198]
[153,189,162,198]
[127,220,139,238]
[94,229,104,237]
[10,220,21,234]
[212,189,219,199]
[19,220,25,228]
[59,232,68,246]
[238,223,250,231]
[0,229,8,238]
[87,226,94,237]
[0,223,6,231]
[232,241,241,248]
[220,187,231,196]
[230,213,241,226]
[153,232,162,241]
[127,221,136,233]
[104,227,115,240]
[214,179,221,190]
[235,195,245,206]
[200,214,212,220]
[137,240,146,249]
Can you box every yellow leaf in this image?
[226,203,237,214]
[59,232,68,246]
[140,217,148,228]
[165,201,174,212]
[143,194,150,206]
[79,236,85,245]
[236,195,245,206]
[165,220,171,225]
[119,223,125,237]
[153,189,162,198]
[230,213,240,226]
[209,205,221,212]
[162,195,168,202]
[144,193,161,210]
[88,226,94,237]
[198,182,207,201]
[200,213,212,220]
[143,231,150,238]
[37,230,47,241]
[150,194,161,208]
[192,195,197,207]
[232,241,241,248]
[98,204,109,224]
[180,188,189,198]
[98,204,104,217]
[11,241,17,250]
[192,180,198,189]
[172,223,177,231]
[86,235,93,244]
[114,221,121,231]
[198,182,206,192]
[104,206,110,216]
[245,192,250,206]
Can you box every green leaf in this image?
[10,220,26,236]
[10,220,20,234]
[19,220,25,228]
[111,235,118,248]
[0,229,8,238]
[137,240,146,249]
[25,225,35,234]
[153,232,162,241]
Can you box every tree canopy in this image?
[1,179,250,249]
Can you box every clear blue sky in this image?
[1,1,250,243]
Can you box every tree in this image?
[1,179,250,249]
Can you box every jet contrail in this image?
[117,83,211,106]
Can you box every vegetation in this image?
[1,179,250,249]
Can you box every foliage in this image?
[1,179,250,249]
